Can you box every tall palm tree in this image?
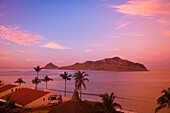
[32,77,41,90]
[155,88,170,113]
[73,70,89,99]
[33,65,43,78]
[60,72,72,96]
[15,78,25,86]
[95,92,122,113]
[42,75,53,91]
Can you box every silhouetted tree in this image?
[32,77,41,90]
[42,75,53,90]
[0,96,15,113]
[33,65,43,78]
[95,92,122,113]
[15,78,25,86]
[155,88,170,113]
[73,70,89,99]
[60,72,72,96]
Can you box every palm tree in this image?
[0,95,15,113]
[95,92,122,113]
[73,70,89,99]
[155,88,170,113]
[32,77,41,90]
[33,65,43,78]
[42,75,53,91]
[15,78,25,86]
[60,72,72,96]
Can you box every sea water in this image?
[0,69,170,113]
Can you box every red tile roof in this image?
[0,84,17,93]
[0,84,4,87]
[0,88,50,106]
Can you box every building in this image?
[49,88,95,113]
[0,84,22,97]
[0,88,61,108]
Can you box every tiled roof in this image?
[0,84,4,87]
[0,88,50,106]
[0,84,17,93]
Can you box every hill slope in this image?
[43,62,58,69]
[44,57,148,71]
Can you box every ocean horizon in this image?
[0,69,170,113]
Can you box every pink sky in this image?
[0,0,170,70]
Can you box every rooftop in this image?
[0,84,17,93]
[0,88,50,106]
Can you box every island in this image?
[43,57,148,71]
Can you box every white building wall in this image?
[0,85,22,97]
[25,92,71,108]
[25,93,54,108]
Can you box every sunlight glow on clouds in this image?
[42,42,71,49]
[85,49,94,53]
[115,20,132,29]
[0,25,43,46]
[0,57,15,61]
[164,31,170,37]
[0,49,35,54]
[112,0,170,16]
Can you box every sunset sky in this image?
[0,0,170,70]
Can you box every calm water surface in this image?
[0,69,170,113]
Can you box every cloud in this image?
[0,49,35,55]
[0,57,15,61]
[115,20,132,29]
[164,31,170,37]
[0,25,43,46]
[42,42,71,49]
[103,35,122,39]
[123,33,144,37]
[85,49,94,53]
[157,19,169,24]
[111,0,170,16]
[17,49,35,53]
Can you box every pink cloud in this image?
[112,0,170,16]
[17,49,35,53]
[42,42,71,49]
[0,57,15,61]
[115,20,132,29]
[85,49,94,53]
[0,25,43,46]
[164,31,170,37]
[0,49,36,55]
[157,19,169,24]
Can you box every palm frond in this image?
[155,104,167,113]
[113,103,122,109]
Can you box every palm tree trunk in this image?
[37,72,39,78]
[35,83,37,90]
[65,80,66,96]
[46,81,47,90]
[80,86,82,99]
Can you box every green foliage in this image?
[33,65,43,77]
[0,95,16,113]
[60,72,72,96]
[155,88,170,113]
[94,92,122,113]
[73,70,89,99]
[32,77,41,90]
[15,78,25,85]
[42,75,53,90]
